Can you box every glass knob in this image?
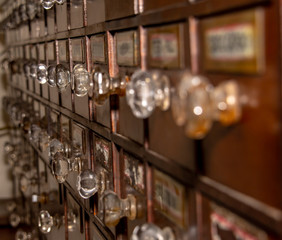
[72,64,91,97]
[109,74,128,96]
[15,229,32,240]
[23,62,31,78]
[39,130,50,152]
[29,124,42,143]
[7,151,19,166]
[48,138,64,158]
[171,74,213,139]
[9,213,21,227]
[56,0,66,4]
[211,80,241,126]
[4,142,15,154]
[10,60,19,74]
[126,70,170,119]
[26,2,36,20]
[19,4,28,22]
[38,210,54,234]
[172,74,241,139]
[131,223,175,240]
[30,62,38,79]
[14,9,21,26]
[93,71,110,105]
[41,0,55,10]
[100,190,137,227]
[47,65,56,87]
[37,64,48,84]
[20,175,33,193]
[56,64,70,92]
[67,210,77,232]
[76,169,98,199]
[51,152,69,183]
[6,201,17,212]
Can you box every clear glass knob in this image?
[4,142,15,154]
[56,64,70,92]
[131,223,175,240]
[37,64,48,84]
[20,175,34,193]
[15,229,32,240]
[126,70,170,119]
[30,62,38,79]
[26,2,37,20]
[38,210,53,234]
[41,0,55,9]
[100,190,137,227]
[23,62,31,78]
[76,169,98,199]
[47,65,56,87]
[9,213,21,227]
[6,201,17,212]
[72,64,91,97]
[67,210,77,232]
[51,152,69,183]
[56,0,66,4]
[93,71,110,105]
[48,138,64,158]
[6,151,20,166]
[29,124,42,143]
[39,130,50,152]
[19,4,28,22]
[14,9,21,26]
[211,80,241,126]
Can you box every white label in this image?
[210,209,268,240]
[206,23,255,61]
[95,138,110,168]
[154,169,186,228]
[150,33,178,61]
[116,31,138,66]
[91,35,105,63]
[124,154,145,192]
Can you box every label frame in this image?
[116,30,139,67]
[91,34,106,64]
[200,8,265,74]
[148,24,182,69]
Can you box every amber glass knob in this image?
[171,73,241,139]
[93,71,110,105]
[100,190,137,227]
